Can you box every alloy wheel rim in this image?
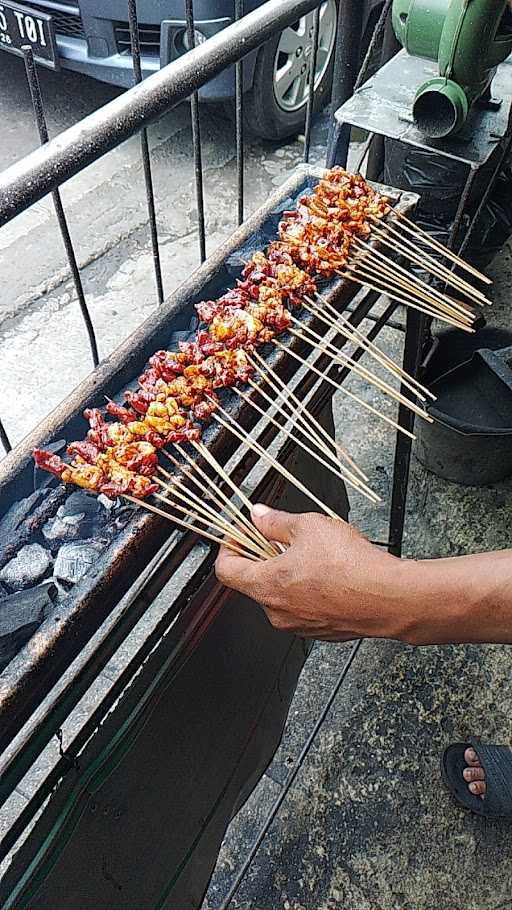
[273,0,337,114]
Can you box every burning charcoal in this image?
[0,491,44,539]
[98,494,117,511]
[0,583,55,673]
[60,491,100,517]
[0,544,53,592]
[42,513,86,544]
[54,540,105,585]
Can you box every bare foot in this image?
[462,747,486,798]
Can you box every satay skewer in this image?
[273,339,416,440]
[153,488,268,559]
[159,454,277,558]
[392,211,492,285]
[309,293,436,400]
[288,322,432,422]
[370,219,491,305]
[170,444,278,558]
[234,386,380,504]
[153,476,269,559]
[351,238,476,322]
[301,297,429,403]
[336,268,475,332]
[207,399,342,521]
[248,350,369,480]
[245,373,369,488]
[123,495,264,561]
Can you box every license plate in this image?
[0,2,58,69]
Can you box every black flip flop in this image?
[441,738,512,818]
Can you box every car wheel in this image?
[244,0,338,141]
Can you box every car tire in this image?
[238,0,339,141]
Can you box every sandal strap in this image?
[469,739,512,816]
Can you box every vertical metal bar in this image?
[185,0,207,263]
[235,0,245,225]
[326,0,364,167]
[127,0,165,306]
[303,2,320,164]
[365,1,399,181]
[0,418,12,455]
[388,308,428,557]
[21,46,99,368]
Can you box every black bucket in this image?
[415,329,512,486]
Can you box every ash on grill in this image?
[0,486,132,673]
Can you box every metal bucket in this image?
[415,330,512,486]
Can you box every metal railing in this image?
[0,0,344,456]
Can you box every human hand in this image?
[215,504,409,642]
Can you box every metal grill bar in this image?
[303,3,320,164]
[128,0,165,306]
[185,0,207,263]
[21,46,99,368]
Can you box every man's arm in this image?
[215,505,512,646]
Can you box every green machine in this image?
[392,0,512,138]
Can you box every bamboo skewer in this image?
[246,366,368,484]
[337,266,474,332]
[209,399,342,521]
[311,292,436,401]
[234,385,380,503]
[289,321,433,422]
[160,449,258,546]
[351,237,476,322]
[351,245,475,323]
[392,211,492,285]
[273,339,416,440]
[153,474,269,559]
[245,375,367,490]
[249,350,368,480]
[123,495,263,560]
[172,443,278,558]
[301,296,429,403]
[371,219,491,305]
[153,489,267,559]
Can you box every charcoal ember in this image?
[0,486,68,572]
[54,540,106,585]
[53,490,113,538]
[0,583,56,673]
[0,491,44,539]
[0,544,53,592]
[42,513,85,543]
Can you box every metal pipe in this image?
[326,0,364,167]
[0,0,319,227]
[128,0,165,305]
[303,3,320,164]
[235,0,245,226]
[21,46,100,367]
[0,418,12,455]
[185,0,207,263]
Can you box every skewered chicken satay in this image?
[33,448,159,498]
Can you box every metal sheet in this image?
[335,49,512,166]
